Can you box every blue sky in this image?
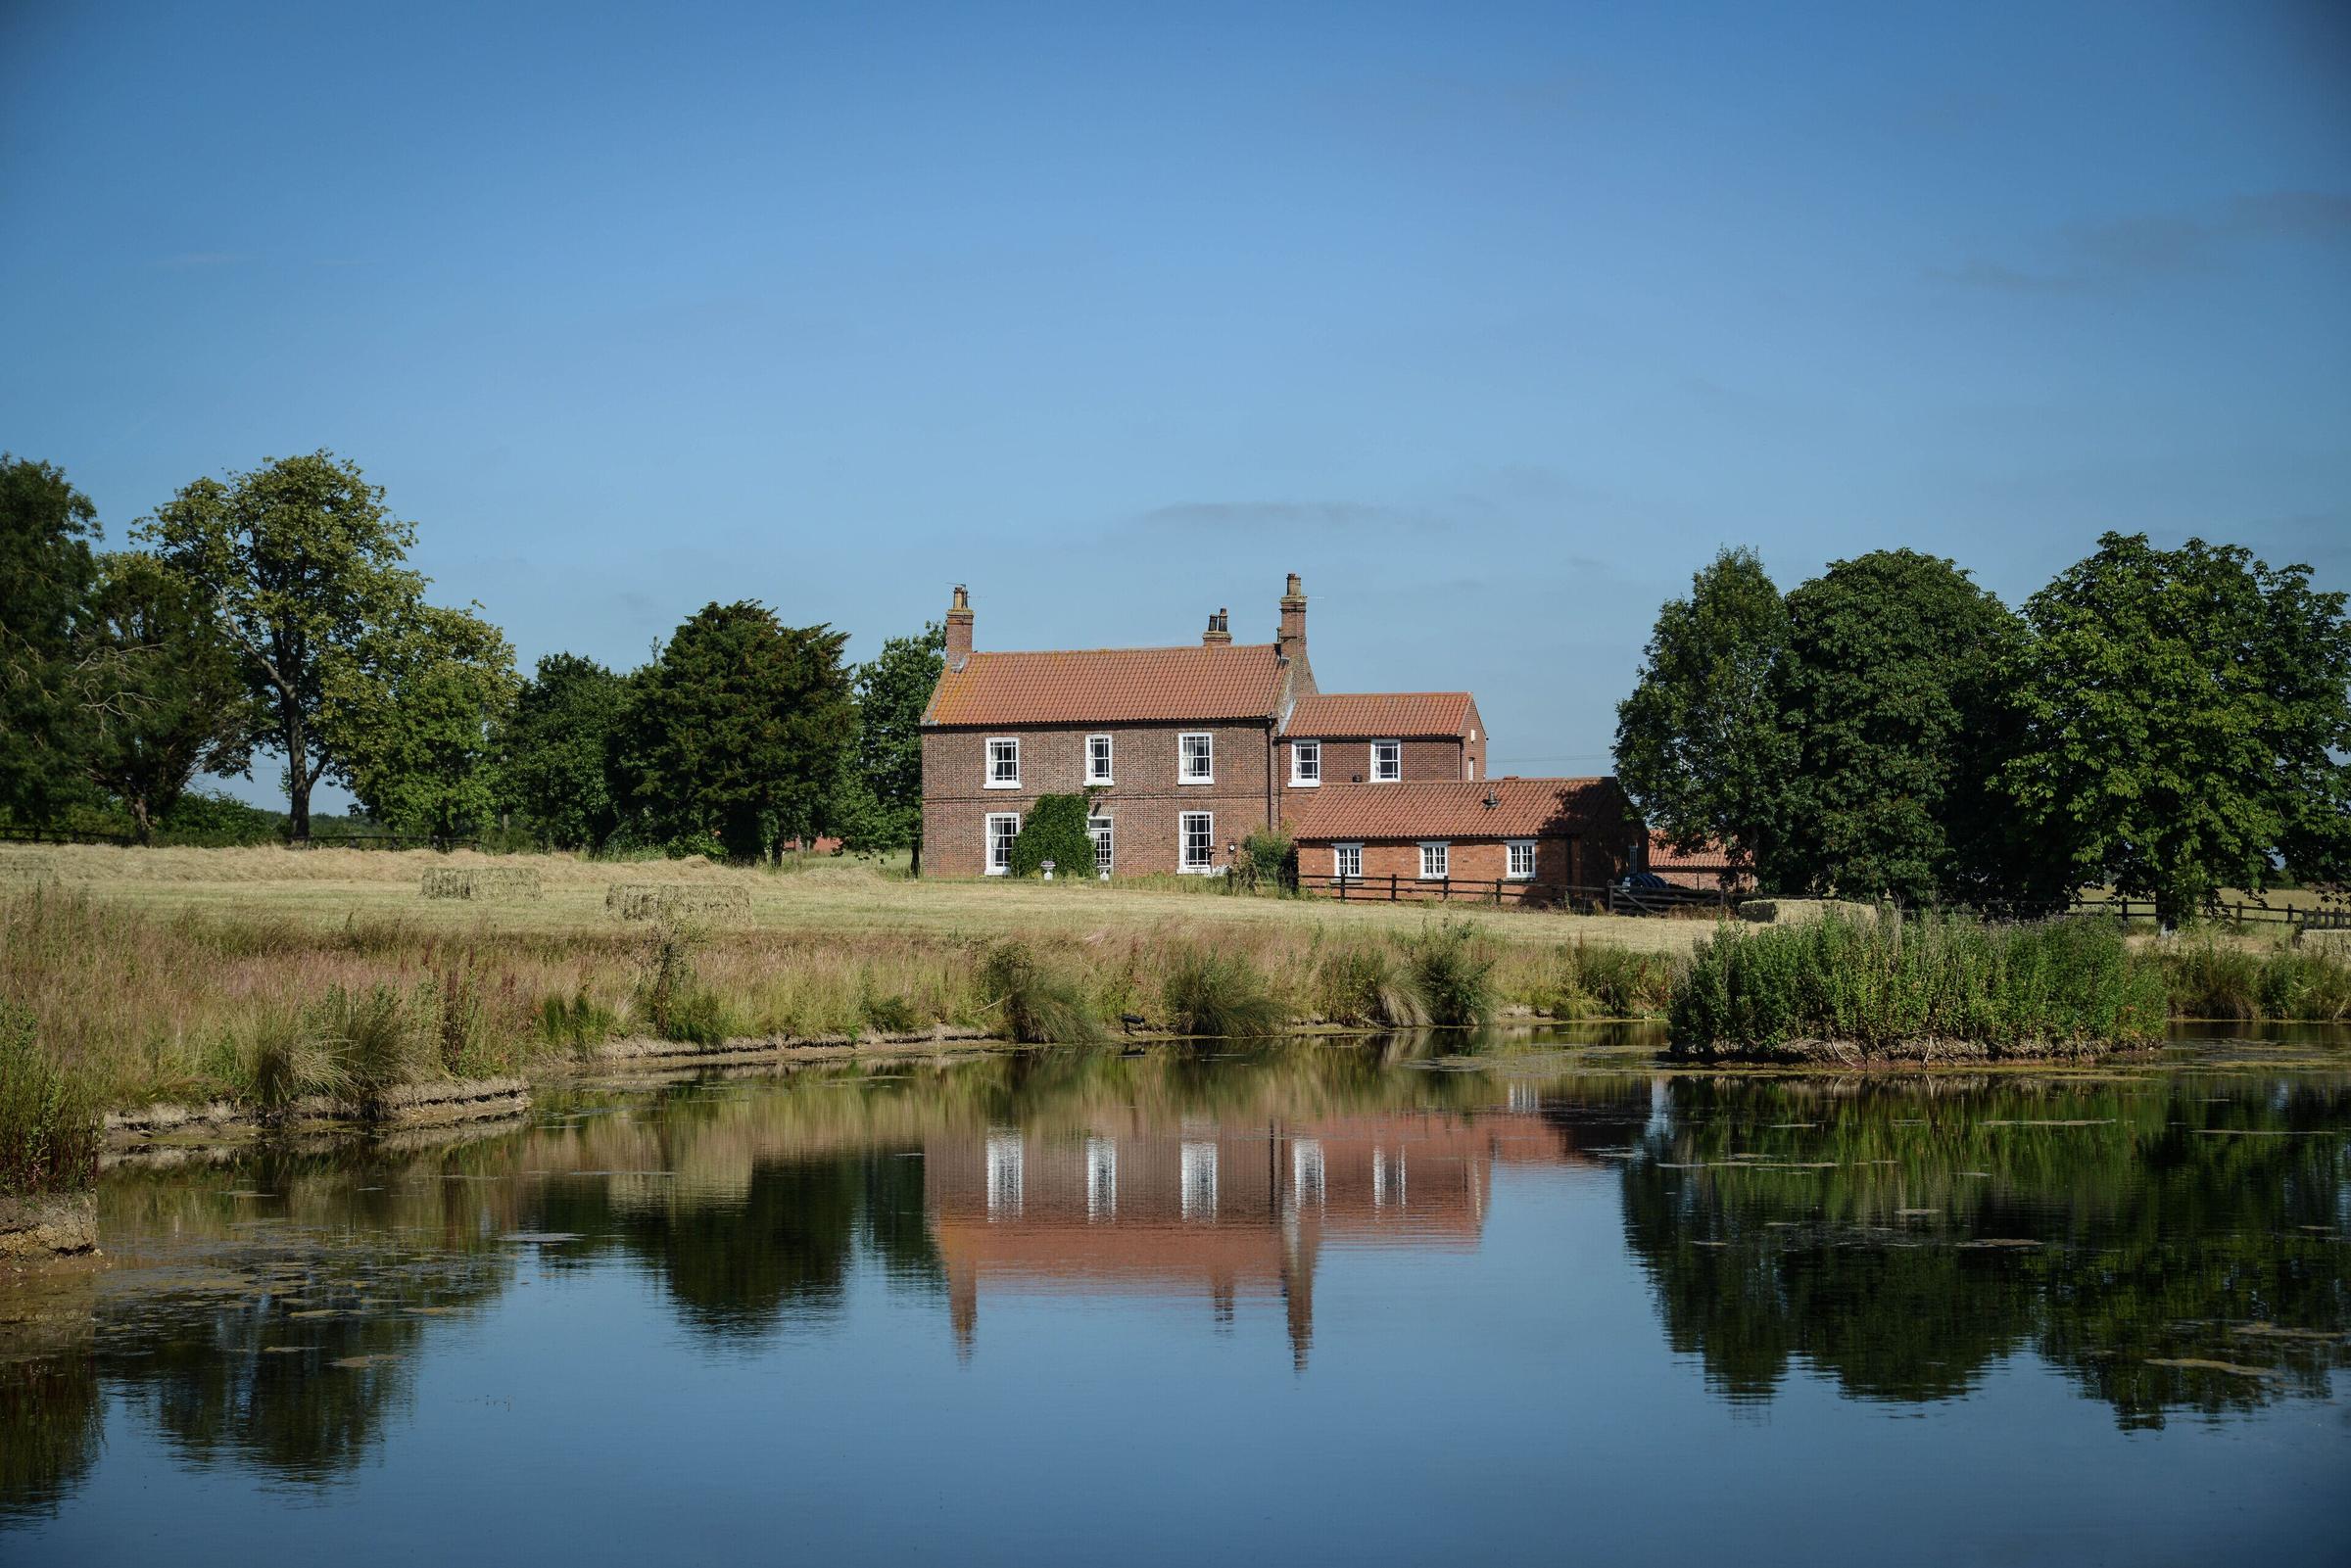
[4,1,2347,804]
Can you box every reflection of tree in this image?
[1,1351,101,1521]
[1620,1075,2351,1426]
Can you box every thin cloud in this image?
[1138,500,1451,535]
[1935,189,2351,293]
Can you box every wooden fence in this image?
[0,824,479,852]
[2061,894,2351,931]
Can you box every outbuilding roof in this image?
[1289,778,1628,840]
[923,644,1287,728]
[1285,691,1474,738]
[1646,832,1741,872]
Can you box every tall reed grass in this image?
[1670,914,2169,1058]
[1162,947,1289,1038]
[976,941,1104,1044]
[0,1001,98,1196]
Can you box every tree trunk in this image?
[284,702,310,844]
[129,795,154,847]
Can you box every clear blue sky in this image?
[5,1,2347,805]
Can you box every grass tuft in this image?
[976,941,1104,1044]
[1406,920,1498,1027]
[1162,947,1287,1038]
[0,1001,97,1197]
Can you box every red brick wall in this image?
[1294,832,1632,905]
[1279,736,1468,808]
[923,722,1277,878]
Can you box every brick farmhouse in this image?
[919,575,1640,898]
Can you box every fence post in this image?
[1390,874,1399,903]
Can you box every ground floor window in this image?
[1180,811,1215,873]
[1088,814,1114,878]
[1418,841,1449,879]
[1507,839,1536,880]
[985,812,1020,876]
[1333,842,1362,879]
[1180,1140,1218,1220]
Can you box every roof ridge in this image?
[969,642,1277,657]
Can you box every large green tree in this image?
[610,602,857,862]
[1766,549,2022,905]
[326,602,518,842]
[1613,547,1792,881]
[2000,533,2351,927]
[77,550,257,841]
[500,652,630,850]
[138,451,430,841]
[0,455,102,822]
[841,621,944,865]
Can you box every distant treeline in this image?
[1615,542,2351,927]
[0,451,940,864]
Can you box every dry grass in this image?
[2,842,1704,953]
[0,843,1710,1110]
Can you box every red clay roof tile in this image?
[1290,778,1629,840]
[924,643,1286,728]
[1285,691,1473,738]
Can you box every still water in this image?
[5,1028,2347,1565]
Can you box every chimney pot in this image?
[945,583,975,665]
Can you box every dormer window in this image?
[985,737,1021,788]
[1290,739,1320,786]
[1179,733,1214,784]
[1370,739,1402,783]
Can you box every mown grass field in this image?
[0,843,1707,953]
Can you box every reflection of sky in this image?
[13,1054,2351,1565]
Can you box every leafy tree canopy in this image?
[327,601,518,841]
[2000,532,2351,927]
[137,451,430,840]
[1613,546,1792,879]
[77,550,257,841]
[0,455,101,821]
[610,602,857,862]
[1767,549,2020,905]
[500,652,629,850]
[840,621,944,860]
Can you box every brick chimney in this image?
[1201,607,1231,646]
[944,584,974,667]
[1277,573,1307,662]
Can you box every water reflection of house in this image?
[927,1105,1599,1367]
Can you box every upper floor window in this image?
[1418,841,1449,879]
[1371,739,1402,782]
[1085,734,1114,784]
[1507,840,1536,880]
[1178,732,1214,784]
[1290,738,1320,786]
[985,737,1020,788]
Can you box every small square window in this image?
[1179,733,1214,784]
[1086,734,1114,784]
[1371,740,1402,782]
[1418,841,1449,879]
[1334,842,1362,879]
[1291,739,1320,786]
[985,737,1020,788]
[1507,840,1536,880]
[985,812,1020,875]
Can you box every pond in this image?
[4,1026,2348,1564]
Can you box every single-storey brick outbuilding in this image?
[1290,777,1642,905]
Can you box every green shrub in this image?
[0,1001,97,1197]
[1227,829,1298,894]
[1009,792,1098,879]
[1406,920,1497,1027]
[1316,941,1430,1027]
[1670,913,2168,1056]
[977,940,1104,1043]
[862,991,924,1034]
[631,924,734,1043]
[1162,947,1287,1038]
